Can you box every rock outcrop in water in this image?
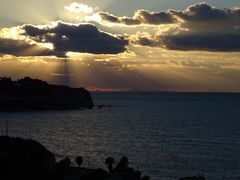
[0,77,93,111]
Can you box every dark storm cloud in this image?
[135,10,176,25]
[161,33,240,52]
[133,31,240,52]
[0,38,62,56]
[98,10,176,25]
[133,32,240,52]
[22,22,128,55]
[98,12,141,25]
[171,3,240,21]
[131,3,240,52]
[170,3,227,21]
[170,2,240,29]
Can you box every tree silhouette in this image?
[105,157,115,173]
[115,156,129,173]
[76,156,83,168]
[142,176,150,180]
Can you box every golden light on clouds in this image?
[64,2,94,14]
[84,13,102,24]
[0,1,240,92]
[0,27,24,40]
[38,43,54,50]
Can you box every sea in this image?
[0,92,240,180]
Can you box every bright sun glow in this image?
[38,43,54,50]
[84,13,102,23]
[0,27,24,40]
[64,2,93,14]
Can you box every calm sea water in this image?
[0,92,240,180]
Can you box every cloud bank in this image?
[0,38,60,57]
[129,3,240,52]
[0,2,239,57]
[0,22,128,57]
[98,10,176,25]
[23,22,128,55]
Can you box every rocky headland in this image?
[0,77,93,111]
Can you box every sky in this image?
[0,0,240,92]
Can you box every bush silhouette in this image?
[105,157,115,173]
[115,156,129,172]
[76,156,83,168]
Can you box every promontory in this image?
[0,77,93,111]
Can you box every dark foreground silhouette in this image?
[0,77,93,111]
[0,136,147,180]
[0,136,206,180]
[179,176,205,180]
